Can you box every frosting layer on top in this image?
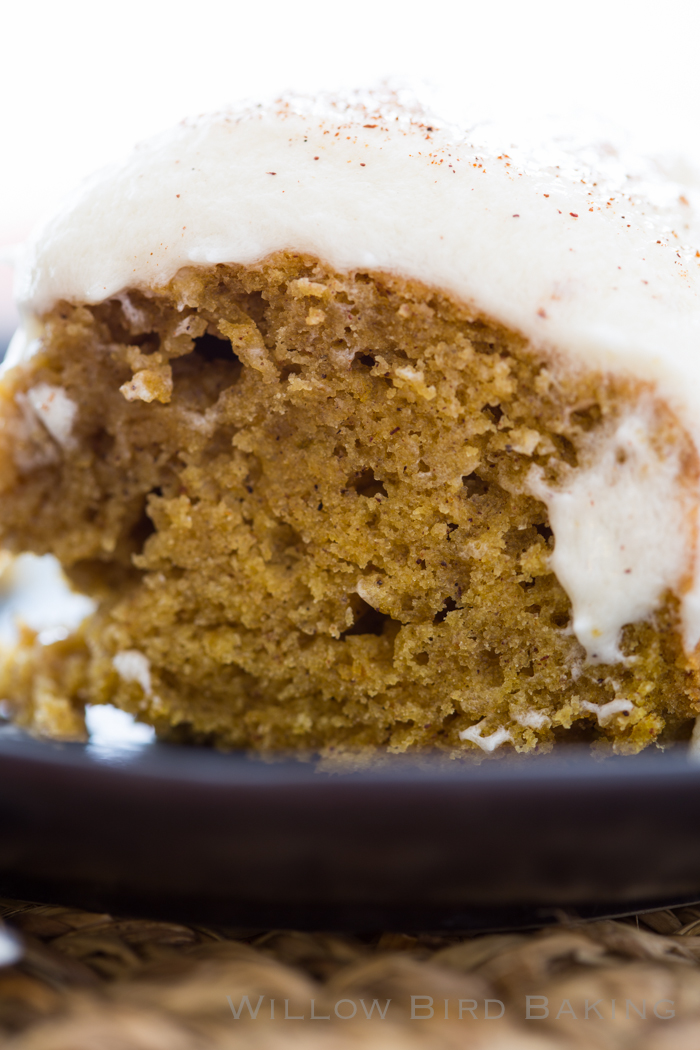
[11,91,700,661]
[17,93,700,396]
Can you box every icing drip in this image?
[530,409,695,663]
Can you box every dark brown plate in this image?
[0,721,698,931]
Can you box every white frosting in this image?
[0,552,95,647]
[24,384,77,449]
[580,698,635,725]
[85,703,155,751]
[530,409,696,661]
[113,649,152,696]
[10,91,700,663]
[513,708,550,730]
[459,721,512,752]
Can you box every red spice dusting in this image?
[570,213,578,218]
[266,172,277,175]
[363,124,377,128]
[537,308,547,319]
[360,163,366,167]
[313,157,319,160]
[176,194,180,198]
[543,193,549,197]
[512,214,520,218]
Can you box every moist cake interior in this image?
[0,252,696,758]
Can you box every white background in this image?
[2,0,699,345]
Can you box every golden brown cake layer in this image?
[0,253,697,757]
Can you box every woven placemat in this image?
[0,898,699,1048]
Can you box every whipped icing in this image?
[113,649,153,696]
[25,384,77,449]
[85,704,156,751]
[512,708,550,730]
[530,408,697,660]
[10,91,700,662]
[580,698,635,726]
[459,721,513,752]
[0,552,95,647]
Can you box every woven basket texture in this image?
[0,898,700,1048]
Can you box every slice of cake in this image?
[1,92,699,758]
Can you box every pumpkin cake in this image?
[1,92,699,759]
